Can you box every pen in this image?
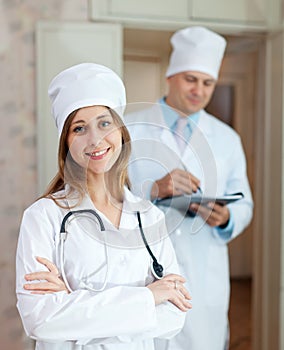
[180,160,202,194]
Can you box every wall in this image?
[0,1,88,349]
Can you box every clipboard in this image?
[155,192,244,211]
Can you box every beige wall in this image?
[0,2,88,349]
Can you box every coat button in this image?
[175,229,182,236]
[120,255,127,264]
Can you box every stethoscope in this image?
[59,209,164,293]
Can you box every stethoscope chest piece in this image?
[151,260,164,280]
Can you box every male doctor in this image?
[125,26,253,350]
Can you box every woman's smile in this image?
[85,147,110,160]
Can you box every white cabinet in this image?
[89,0,281,31]
[191,0,267,24]
[36,21,122,193]
[89,0,189,27]
[108,0,189,21]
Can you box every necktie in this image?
[174,117,188,152]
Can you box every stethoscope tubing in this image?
[58,209,164,293]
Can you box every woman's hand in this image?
[146,274,192,312]
[24,256,69,294]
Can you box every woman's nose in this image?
[86,126,103,147]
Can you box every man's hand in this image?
[189,202,230,227]
[151,169,200,200]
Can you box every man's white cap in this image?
[48,63,126,136]
[166,26,227,79]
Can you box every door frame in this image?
[252,30,283,350]
[36,20,284,349]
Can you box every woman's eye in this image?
[100,120,112,128]
[73,125,85,133]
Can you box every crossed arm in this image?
[24,256,192,313]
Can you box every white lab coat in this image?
[16,187,185,350]
[126,105,253,350]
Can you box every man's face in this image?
[166,71,217,116]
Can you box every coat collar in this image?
[194,109,214,137]
[154,107,213,155]
[60,185,153,232]
[152,104,214,138]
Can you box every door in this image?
[36,21,122,194]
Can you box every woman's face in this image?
[67,106,122,176]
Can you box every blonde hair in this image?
[41,108,131,208]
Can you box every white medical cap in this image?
[166,26,227,79]
[48,63,126,136]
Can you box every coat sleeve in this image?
[16,204,158,344]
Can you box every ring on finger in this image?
[174,280,178,290]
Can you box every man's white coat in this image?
[126,105,253,350]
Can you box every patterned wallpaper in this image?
[0,1,88,349]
